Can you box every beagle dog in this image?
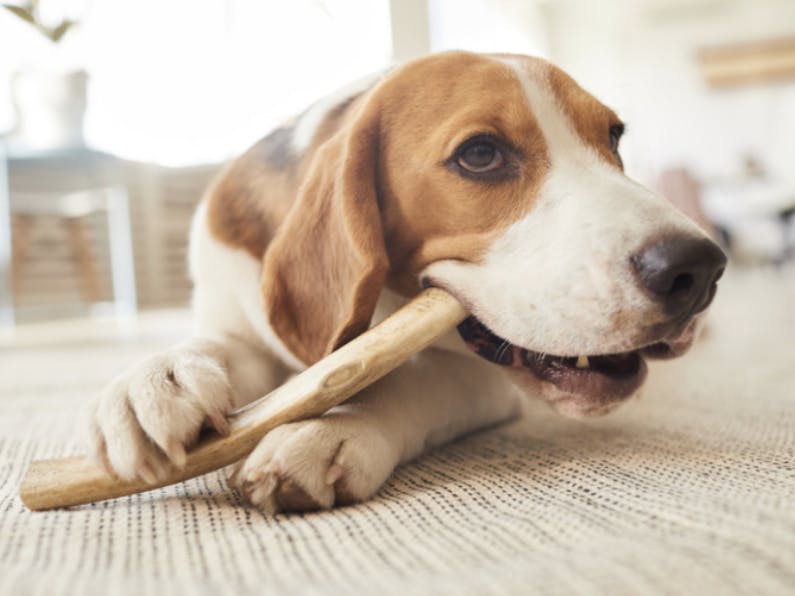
[85,52,726,513]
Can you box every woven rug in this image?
[1,267,794,596]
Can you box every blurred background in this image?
[0,0,794,330]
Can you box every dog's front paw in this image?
[85,339,233,484]
[228,415,399,513]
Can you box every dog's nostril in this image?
[669,273,694,296]
[632,235,727,317]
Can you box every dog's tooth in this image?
[576,355,590,369]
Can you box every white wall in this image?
[429,0,549,57]
[542,0,795,188]
[0,0,392,165]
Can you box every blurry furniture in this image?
[658,167,717,238]
[701,178,795,265]
[0,138,224,324]
[0,143,136,324]
[779,205,795,262]
[124,162,220,308]
[0,153,10,325]
[658,166,795,264]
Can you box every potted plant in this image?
[3,1,86,150]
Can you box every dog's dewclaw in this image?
[19,287,467,511]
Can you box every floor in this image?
[0,265,793,595]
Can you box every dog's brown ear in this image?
[261,97,389,365]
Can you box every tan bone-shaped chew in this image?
[18,288,467,511]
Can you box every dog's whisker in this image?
[494,340,511,363]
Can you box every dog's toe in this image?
[230,416,399,514]
[83,339,234,484]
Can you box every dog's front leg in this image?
[229,349,519,513]
[83,334,288,484]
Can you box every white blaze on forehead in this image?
[496,56,593,165]
[291,71,384,154]
[423,56,710,356]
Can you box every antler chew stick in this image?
[19,288,467,511]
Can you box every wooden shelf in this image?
[698,36,795,88]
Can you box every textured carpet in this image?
[1,266,794,596]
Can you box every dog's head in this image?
[263,51,726,417]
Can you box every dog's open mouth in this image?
[457,316,654,400]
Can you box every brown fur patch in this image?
[206,150,298,259]
[375,52,550,293]
[260,93,389,364]
[205,93,367,259]
[546,65,624,169]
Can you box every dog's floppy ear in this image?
[261,96,389,365]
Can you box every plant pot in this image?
[9,69,88,150]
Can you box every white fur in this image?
[291,71,384,154]
[189,201,305,372]
[85,337,235,482]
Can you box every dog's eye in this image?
[609,123,624,154]
[457,140,504,173]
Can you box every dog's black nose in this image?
[632,235,727,317]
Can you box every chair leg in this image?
[10,214,34,300]
[65,217,102,303]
